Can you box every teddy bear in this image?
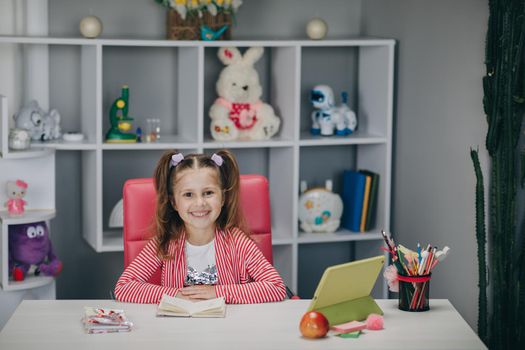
[5,180,28,216]
[209,47,281,141]
[13,100,61,141]
[8,221,63,281]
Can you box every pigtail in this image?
[215,149,249,234]
[153,150,184,259]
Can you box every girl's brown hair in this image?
[153,149,247,259]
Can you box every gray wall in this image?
[362,0,489,331]
[46,0,488,333]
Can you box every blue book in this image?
[341,170,367,232]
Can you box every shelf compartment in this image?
[102,46,200,144]
[300,46,359,137]
[0,153,56,210]
[49,44,100,144]
[300,45,392,140]
[203,46,298,143]
[0,95,55,158]
[1,275,54,292]
[298,144,389,235]
[299,145,356,197]
[1,211,57,291]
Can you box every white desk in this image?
[0,299,486,350]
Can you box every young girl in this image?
[114,149,286,304]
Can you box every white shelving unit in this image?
[0,36,394,296]
[0,102,57,291]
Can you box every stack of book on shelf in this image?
[341,169,379,232]
[82,307,133,334]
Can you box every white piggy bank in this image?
[298,180,343,233]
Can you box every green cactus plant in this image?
[470,149,488,344]
[472,0,525,348]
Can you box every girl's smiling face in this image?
[172,167,223,238]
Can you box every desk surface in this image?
[0,299,486,350]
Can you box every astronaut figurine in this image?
[310,85,357,136]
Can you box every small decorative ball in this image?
[306,18,328,40]
[79,15,103,39]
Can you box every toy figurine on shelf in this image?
[14,100,61,141]
[9,221,63,281]
[298,180,343,233]
[200,25,229,41]
[310,85,357,136]
[5,180,28,217]
[209,47,281,141]
[105,85,137,143]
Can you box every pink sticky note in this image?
[332,320,367,334]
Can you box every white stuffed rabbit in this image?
[209,47,281,141]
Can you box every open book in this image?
[157,294,226,318]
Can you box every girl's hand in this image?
[175,291,194,301]
[179,285,217,300]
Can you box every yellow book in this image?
[359,175,372,232]
[157,294,226,318]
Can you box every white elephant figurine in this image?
[13,100,61,141]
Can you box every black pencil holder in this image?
[398,274,431,312]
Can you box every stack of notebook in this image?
[82,307,133,334]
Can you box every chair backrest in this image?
[123,174,273,284]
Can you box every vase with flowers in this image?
[155,0,243,40]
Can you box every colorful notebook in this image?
[359,170,379,231]
[341,170,367,232]
[359,174,372,232]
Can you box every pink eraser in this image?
[332,320,366,333]
[366,313,384,330]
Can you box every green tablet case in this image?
[307,255,385,326]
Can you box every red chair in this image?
[123,174,273,285]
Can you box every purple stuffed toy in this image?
[8,221,62,281]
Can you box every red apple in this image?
[299,311,329,338]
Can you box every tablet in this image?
[307,255,385,325]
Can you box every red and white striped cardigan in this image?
[114,227,286,304]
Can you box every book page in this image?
[158,294,225,317]
[189,297,225,315]
[158,295,192,315]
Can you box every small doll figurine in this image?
[5,180,28,216]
